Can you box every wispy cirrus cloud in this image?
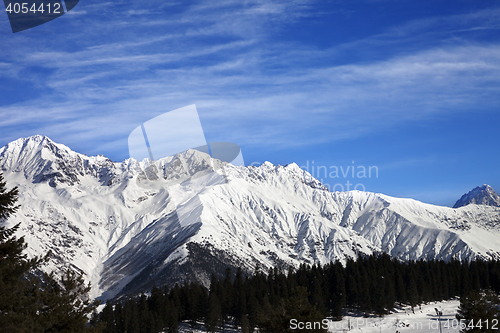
[0,0,499,164]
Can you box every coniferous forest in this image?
[97,254,500,333]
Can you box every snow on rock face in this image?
[453,184,500,208]
[1,136,500,300]
[0,135,116,186]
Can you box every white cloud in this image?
[0,1,499,160]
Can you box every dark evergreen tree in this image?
[371,275,387,315]
[469,261,481,292]
[329,262,345,320]
[0,172,19,221]
[100,301,115,333]
[394,265,407,304]
[405,267,419,313]
[241,314,250,333]
[165,298,179,333]
[246,292,260,333]
[123,299,140,333]
[0,172,34,332]
[456,290,500,333]
[460,263,472,296]
[37,270,101,332]
[0,173,101,332]
[205,292,222,333]
[345,258,359,307]
[148,285,165,330]
[309,273,327,316]
[113,302,124,333]
[233,267,246,326]
[358,263,371,314]
[258,286,326,333]
[0,223,41,332]
[222,267,234,321]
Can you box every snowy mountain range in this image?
[453,184,500,208]
[1,135,500,300]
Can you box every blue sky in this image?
[0,0,499,206]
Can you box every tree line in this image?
[98,253,500,333]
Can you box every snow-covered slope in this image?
[1,135,500,300]
[176,299,462,333]
[453,184,500,208]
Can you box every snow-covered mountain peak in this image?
[453,184,500,208]
[240,161,329,192]
[0,135,117,187]
[2,136,500,300]
[0,135,226,188]
[0,135,70,161]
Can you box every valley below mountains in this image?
[1,135,500,301]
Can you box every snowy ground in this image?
[176,299,461,333]
[326,300,460,333]
[177,321,239,333]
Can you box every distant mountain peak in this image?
[14,134,56,145]
[453,184,500,208]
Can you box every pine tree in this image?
[0,172,19,221]
[241,314,250,333]
[406,267,419,313]
[460,263,472,296]
[0,172,101,332]
[246,292,260,333]
[394,266,407,304]
[113,302,124,333]
[358,264,371,314]
[456,290,500,333]
[329,263,345,320]
[222,267,234,322]
[372,274,387,315]
[164,298,178,333]
[258,286,326,333]
[148,286,165,330]
[0,223,41,331]
[469,261,481,292]
[309,274,327,316]
[233,267,246,326]
[123,300,141,333]
[37,270,101,332]
[100,301,115,333]
[205,292,222,333]
[0,172,40,331]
